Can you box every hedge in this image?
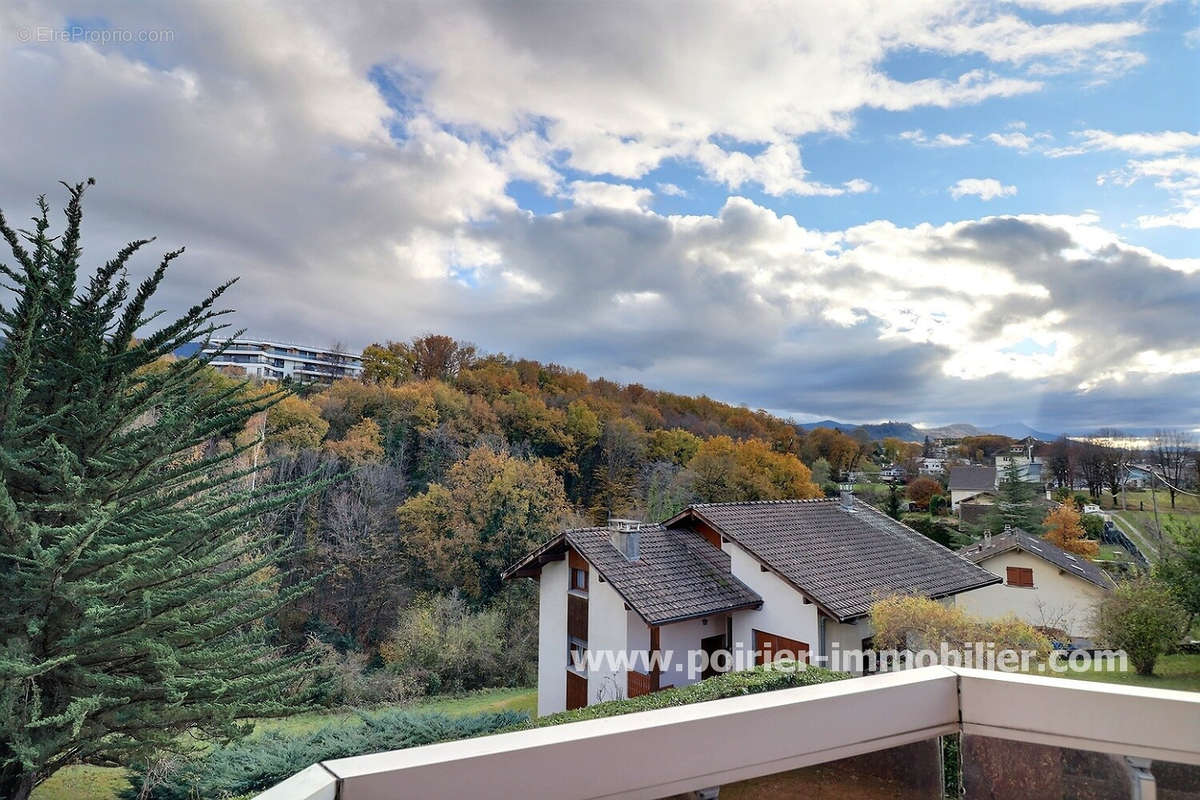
[124,708,529,800]
[515,662,850,729]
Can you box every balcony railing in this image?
[255,666,1200,799]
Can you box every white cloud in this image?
[693,140,864,197]
[0,0,1190,429]
[950,178,1018,200]
[1048,129,1200,157]
[568,180,654,211]
[987,131,1035,149]
[656,182,688,197]
[1137,207,1200,229]
[900,129,973,147]
[1100,154,1200,229]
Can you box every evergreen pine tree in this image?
[0,182,316,799]
[982,460,1044,535]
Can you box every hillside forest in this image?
[202,333,880,701]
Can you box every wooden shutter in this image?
[566,671,588,710]
[1006,566,1034,587]
[753,629,809,666]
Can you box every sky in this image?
[0,1,1198,433]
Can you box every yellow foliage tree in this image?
[1042,502,1099,559]
[265,394,329,451]
[325,417,385,464]
[397,447,570,601]
[686,436,821,503]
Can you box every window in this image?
[1006,566,1034,587]
[570,567,588,592]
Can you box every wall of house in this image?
[824,616,875,673]
[537,558,568,716]
[587,573,630,705]
[724,542,819,667]
[955,550,1108,637]
[952,488,990,508]
[657,615,722,687]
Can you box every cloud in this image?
[568,180,653,211]
[0,0,1191,430]
[987,131,1035,149]
[900,129,973,147]
[656,182,688,197]
[950,178,1018,200]
[1048,129,1200,157]
[1100,154,1200,229]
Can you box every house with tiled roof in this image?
[956,527,1116,641]
[503,492,999,715]
[949,465,997,509]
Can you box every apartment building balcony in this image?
[254,666,1199,799]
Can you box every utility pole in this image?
[1149,468,1162,553]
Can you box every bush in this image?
[302,636,422,707]
[1080,513,1105,540]
[871,595,1051,660]
[1092,578,1189,676]
[517,662,849,729]
[125,709,529,800]
[380,589,537,694]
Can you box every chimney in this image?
[1003,523,1012,534]
[984,530,992,545]
[839,484,856,512]
[608,518,643,561]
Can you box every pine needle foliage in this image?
[125,709,528,800]
[0,181,318,799]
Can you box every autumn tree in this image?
[1042,501,1099,559]
[361,340,414,386]
[396,447,569,602]
[325,417,385,464]
[410,334,476,381]
[684,436,820,503]
[905,476,942,510]
[266,393,330,451]
[645,427,702,466]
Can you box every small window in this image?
[570,567,588,592]
[1006,566,1034,588]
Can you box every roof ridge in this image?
[690,497,834,508]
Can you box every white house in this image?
[955,528,1116,641]
[504,494,999,715]
[949,465,997,510]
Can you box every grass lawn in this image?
[1100,489,1200,514]
[1027,653,1200,693]
[31,687,537,800]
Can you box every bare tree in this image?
[1151,429,1195,509]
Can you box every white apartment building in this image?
[202,338,363,383]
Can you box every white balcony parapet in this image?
[255,666,1200,799]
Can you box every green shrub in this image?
[124,709,528,800]
[517,662,849,729]
[380,589,537,694]
[1092,577,1189,676]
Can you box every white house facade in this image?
[956,529,1115,640]
[505,495,999,715]
[201,338,363,383]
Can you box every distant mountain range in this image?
[795,419,1061,442]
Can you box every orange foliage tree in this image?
[1042,501,1099,559]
